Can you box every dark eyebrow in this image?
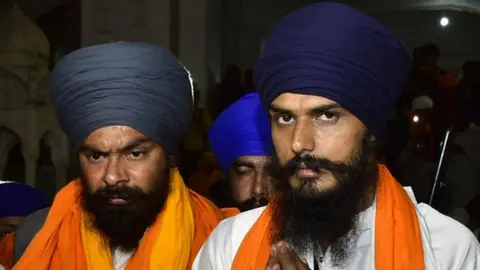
[308,103,343,116]
[269,103,343,117]
[268,104,294,115]
[78,138,154,154]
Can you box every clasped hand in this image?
[266,241,310,270]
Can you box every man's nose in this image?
[104,156,128,186]
[252,170,270,199]
[291,121,315,154]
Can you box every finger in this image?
[296,257,310,270]
[266,262,281,270]
[266,244,279,268]
[276,241,299,270]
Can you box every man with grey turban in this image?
[14,42,238,270]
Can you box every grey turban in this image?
[50,42,194,154]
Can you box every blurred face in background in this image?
[228,155,273,211]
[0,216,23,240]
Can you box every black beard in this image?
[81,168,170,251]
[269,136,378,267]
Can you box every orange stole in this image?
[0,233,15,270]
[232,164,425,270]
[14,168,238,270]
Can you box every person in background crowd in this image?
[243,69,255,93]
[181,88,213,179]
[209,93,274,212]
[394,96,437,203]
[445,92,480,212]
[187,152,223,198]
[194,3,480,269]
[13,42,238,270]
[214,65,244,117]
[0,182,49,269]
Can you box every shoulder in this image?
[193,207,265,270]
[13,207,50,263]
[416,203,480,269]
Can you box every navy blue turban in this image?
[50,42,194,154]
[209,93,273,171]
[0,182,50,217]
[254,2,412,137]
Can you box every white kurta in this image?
[113,248,133,270]
[193,187,480,269]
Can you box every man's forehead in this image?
[82,125,151,149]
[270,93,340,111]
[234,155,272,167]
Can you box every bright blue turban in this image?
[0,182,50,217]
[209,93,273,171]
[254,2,412,137]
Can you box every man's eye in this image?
[276,115,295,125]
[126,151,145,159]
[88,153,106,162]
[318,112,339,122]
[235,166,253,175]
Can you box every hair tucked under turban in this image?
[0,182,50,217]
[50,42,194,154]
[254,2,412,137]
[209,93,273,171]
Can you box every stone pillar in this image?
[81,0,173,49]
[45,132,70,190]
[22,109,39,187]
[179,0,222,107]
[22,142,39,188]
[0,130,19,179]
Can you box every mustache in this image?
[280,154,354,176]
[92,185,146,201]
[237,197,270,212]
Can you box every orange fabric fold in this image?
[232,164,425,270]
[0,233,15,270]
[14,168,238,270]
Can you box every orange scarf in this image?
[232,164,424,269]
[14,168,238,270]
[0,233,14,269]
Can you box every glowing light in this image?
[440,17,449,27]
[413,115,419,123]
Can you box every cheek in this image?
[230,176,252,202]
[271,128,292,164]
[127,160,166,191]
[79,160,104,192]
[312,127,364,162]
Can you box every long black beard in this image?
[269,136,378,267]
[81,168,170,251]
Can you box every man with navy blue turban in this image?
[0,182,49,238]
[208,93,274,211]
[0,181,49,269]
[194,2,480,270]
